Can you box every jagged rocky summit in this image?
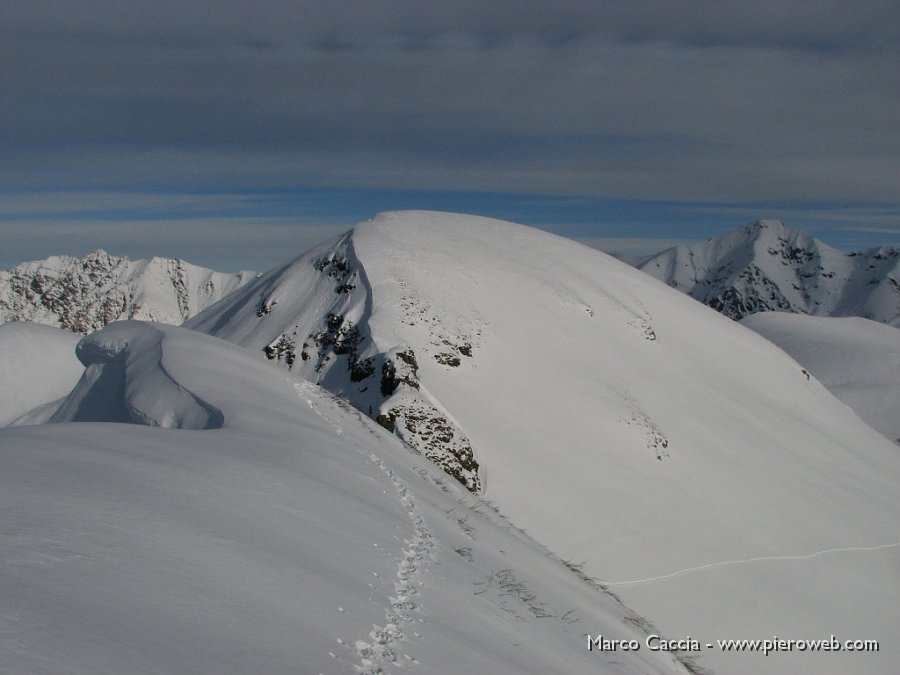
[0,249,257,334]
[638,220,900,326]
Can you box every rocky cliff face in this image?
[0,250,256,334]
[639,220,900,326]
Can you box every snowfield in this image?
[743,312,900,445]
[0,321,686,674]
[188,211,900,674]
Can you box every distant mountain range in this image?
[638,219,900,326]
[0,249,256,334]
[3,220,897,334]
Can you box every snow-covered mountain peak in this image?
[743,218,786,235]
[744,218,808,244]
[187,210,900,673]
[189,210,665,492]
[639,219,900,325]
[0,250,257,333]
[75,248,115,265]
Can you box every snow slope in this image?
[189,211,900,674]
[0,322,83,426]
[638,220,900,326]
[0,249,256,333]
[743,312,900,445]
[0,321,687,675]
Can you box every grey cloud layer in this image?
[2,1,898,201]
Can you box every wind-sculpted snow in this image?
[189,210,900,673]
[50,322,224,429]
[639,220,900,326]
[0,321,689,674]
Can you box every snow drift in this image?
[50,321,224,429]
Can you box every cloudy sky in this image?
[2,0,898,271]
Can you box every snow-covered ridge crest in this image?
[0,249,256,333]
[639,219,900,326]
[188,222,483,491]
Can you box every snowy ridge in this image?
[638,220,900,326]
[187,228,482,491]
[0,320,688,674]
[189,211,900,673]
[0,249,256,333]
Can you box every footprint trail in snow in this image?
[355,452,435,674]
[298,384,437,674]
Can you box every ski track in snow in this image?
[604,541,900,587]
[297,385,435,674]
